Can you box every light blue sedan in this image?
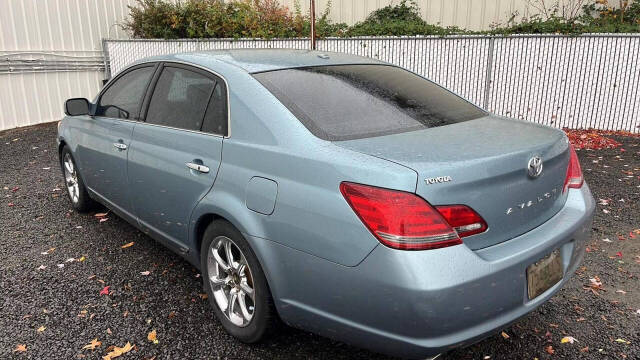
[58,49,594,359]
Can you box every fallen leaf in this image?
[99,218,109,223]
[100,286,110,296]
[147,329,159,344]
[94,213,108,218]
[140,271,150,276]
[580,346,589,352]
[40,247,56,255]
[199,293,208,300]
[615,338,631,345]
[501,331,510,339]
[545,345,555,354]
[616,252,623,258]
[120,242,134,249]
[37,326,46,332]
[102,342,133,360]
[13,344,27,353]
[616,290,627,294]
[561,336,577,344]
[82,338,101,350]
[589,276,603,291]
[78,256,86,262]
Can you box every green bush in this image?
[488,0,640,35]
[346,0,467,36]
[126,0,305,39]
[124,0,640,39]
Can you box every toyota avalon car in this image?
[58,49,594,359]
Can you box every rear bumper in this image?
[250,184,594,359]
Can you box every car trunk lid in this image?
[334,116,570,250]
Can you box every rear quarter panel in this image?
[188,67,418,267]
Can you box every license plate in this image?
[527,249,563,300]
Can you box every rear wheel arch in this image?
[194,213,223,257]
[193,212,254,265]
[193,213,278,301]
[58,140,67,156]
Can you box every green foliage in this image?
[124,0,640,39]
[346,0,467,36]
[126,0,304,39]
[579,0,640,32]
[488,0,640,35]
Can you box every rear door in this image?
[127,63,227,252]
[75,64,157,219]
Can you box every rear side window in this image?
[146,66,216,131]
[201,82,227,136]
[253,65,487,141]
[96,66,155,120]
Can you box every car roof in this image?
[142,49,388,73]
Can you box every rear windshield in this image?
[253,65,486,141]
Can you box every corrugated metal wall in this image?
[0,0,136,131]
[281,0,538,29]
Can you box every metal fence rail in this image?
[105,35,640,133]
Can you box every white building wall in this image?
[0,0,136,131]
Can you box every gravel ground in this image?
[1,122,639,359]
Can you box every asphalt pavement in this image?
[1,122,638,359]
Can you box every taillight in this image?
[435,205,488,237]
[340,182,487,250]
[563,144,584,193]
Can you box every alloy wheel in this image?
[63,153,80,204]
[207,236,256,327]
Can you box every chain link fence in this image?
[105,35,640,133]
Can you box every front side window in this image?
[253,65,487,141]
[96,66,155,120]
[145,66,216,131]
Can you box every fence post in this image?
[483,37,495,110]
[102,39,111,83]
[310,0,316,50]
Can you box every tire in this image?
[59,146,96,213]
[201,219,277,343]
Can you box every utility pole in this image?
[310,0,316,50]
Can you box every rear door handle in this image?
[113,142,127,150]
[186,162,210,173]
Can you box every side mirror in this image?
[64,98,91,116]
